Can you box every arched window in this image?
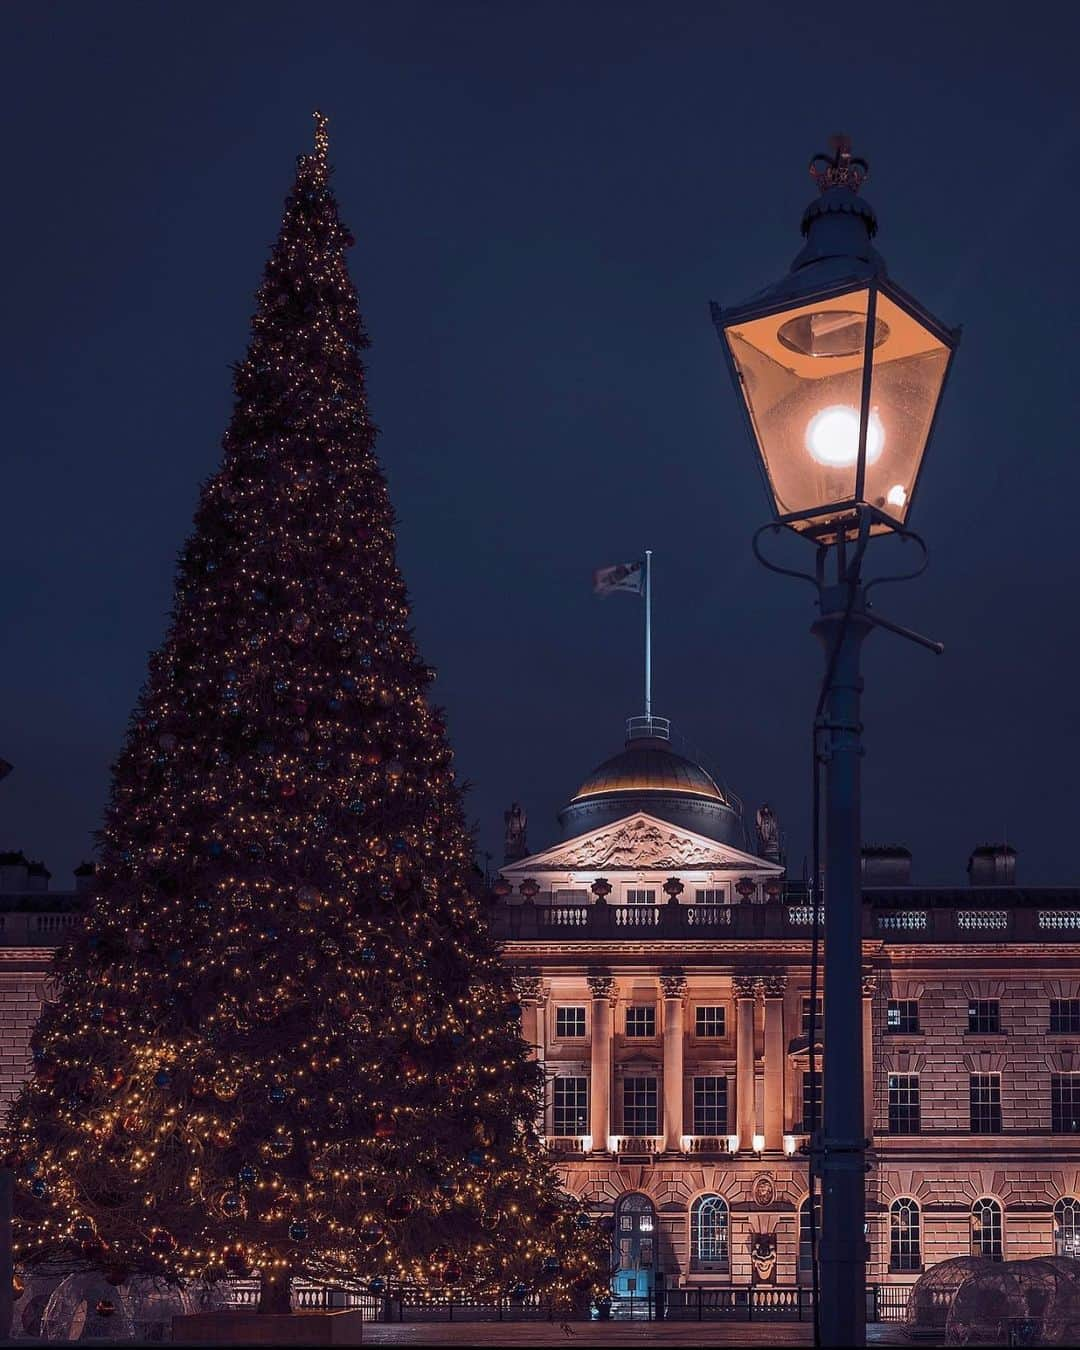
[1055,1197,1080,1258]
[890,1197,922,1271]
[690,1194,729,1270]
[971,1197,1003,1259]
[798,1194,821,1276]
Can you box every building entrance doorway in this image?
[612,1192,657,1299]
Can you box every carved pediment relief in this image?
[503,813,778,874]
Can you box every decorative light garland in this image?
[3,110,607,1311]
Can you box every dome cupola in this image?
[557,716,744,846]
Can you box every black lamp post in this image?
[712,137,959,1348]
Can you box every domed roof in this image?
[557,719,744,847]
[570,738,727,806]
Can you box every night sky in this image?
[5,1,1080,886]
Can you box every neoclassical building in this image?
[490,717,1080,1296]
[5,727,1080,1303]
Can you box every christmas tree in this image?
[7,114,605,1314]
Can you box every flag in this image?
[593,560,645,596]
[0,759,12,782]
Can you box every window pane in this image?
[556,1006,586,1038]
[968,1000,1001,1034]
[1051,1000,1080,1034]
[623,1077,658,1135]
[691,1195,729,1269]
[695,1006,726,1037]
[799,1195,821,1273]
[890,1198,921,1271]
[887,999,919,1034]
[625,1005,656,1037]
[693,1076,728,1135]
[888,1073,921,1134]
[971,1198,1003,1258]
[970,1074,1002,1133]
[553,1076,588,1135]
[626,889,656,905]
[695,889,727,905]
[801,1072,823,1132]
[1055,1198,1080,1257]
[802,996,823,1036]
[1052,1075,1080,1133]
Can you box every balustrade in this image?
[876,910,928,931]
[955,910,1010,931]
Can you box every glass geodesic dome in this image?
[38,1273,197,1343]
[905,1257,990,1339]
[905,1255,1080,1346]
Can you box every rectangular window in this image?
[555,1006,586,1039]
[625,1005,656,1038]
[887,999,920,1034]
[1052,1074,1080,1133]
[625,888,656,905]
[692,1076,729,1135]
[802,995,823,1037]
[1051,1000,1080,1034]
[695,888,727,905]
[553,888,588,905]
[970,1073,1003,1133]
[968,1000,1002,1034]
[888,1073,921,1134]
[622,1077,658,1136]
[801,1071,823,1132]
[695,1006,726,1038]
[552,1077,588,1135]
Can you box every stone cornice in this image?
[0,948,56,971]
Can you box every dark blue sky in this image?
[4,1,1080,885]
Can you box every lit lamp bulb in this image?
[805,405,885,469]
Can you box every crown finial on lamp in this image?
[809,134,869,194]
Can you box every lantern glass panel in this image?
[862,290,951,528]
[725,286,949,535]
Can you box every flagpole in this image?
[644,550,652,721]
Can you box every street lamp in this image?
[717,139,956,544]
[712,136,959,1349]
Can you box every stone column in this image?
[761,974,787,1151]
[513,969,547,1134]
[862,974,877,1139]
[734,975,758,1150]
[588,972,615,1151]
[661,972,687,1151]
[513,969,544,1060]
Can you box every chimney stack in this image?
[0,851,29,893]
[967,844,1016,887]
[74,861,96,894]
[861,845,912,886]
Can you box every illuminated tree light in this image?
[3,111,605,1314]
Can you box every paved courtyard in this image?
[361,1322,911,1346]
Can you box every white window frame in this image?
[554,1005,587,1040]
[622,1075,659,1136]
[694,1004,727,1038]
[624,1003,657,1038]
[692,1075,728,1135]
[552,1075,589,1136]
[625,888,657,905]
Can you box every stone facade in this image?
[493,761,1080,1294]
[4,779,1080,1298]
